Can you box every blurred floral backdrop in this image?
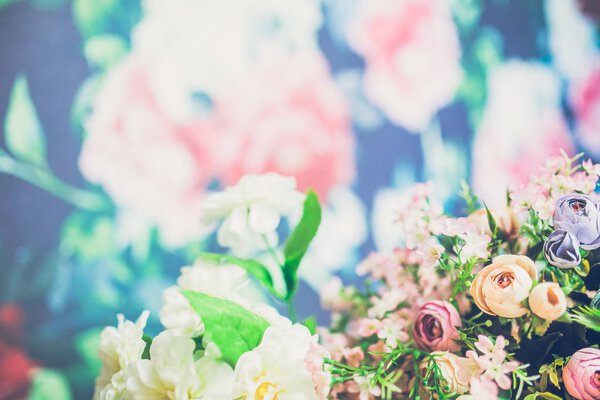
[0,0,599,397]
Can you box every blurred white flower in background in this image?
[133,0,323,123]
[472,61,573,206]
[345,0,462,132]
[160,260,249,337]
[200,173,305,255]
[127,330,234,399]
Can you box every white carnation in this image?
[233,324,320,399]
[127,330,234,399]
[94,311,149,400]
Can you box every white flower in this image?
[200,173,305,254]
[160,261,249,336]
[233,324,321,399]
[94,311,149,400]
[127,330,234,399]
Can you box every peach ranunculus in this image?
[470,255,537,318]
[528,282,567,321]
[346,0,462,132]
[79,55,217,247]
[215,52,355,199]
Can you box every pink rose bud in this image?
[412,300,462,352]
[563,347,600,400]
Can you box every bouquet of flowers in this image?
[94,154,600,400]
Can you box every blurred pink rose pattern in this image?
[0,0,599,397]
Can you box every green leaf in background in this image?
[282,190,321,300]
[196,252,279,299]
[4,74,47,167]
[72,0,119,40]
[484,202,499,238]
[74,328,102,376]
[83,34,127,70]
[182,290,270,367]
[28,369,73,400]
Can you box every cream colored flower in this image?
[468,207,520,238]
[429,352,479,395]
[233,324,322,399]
[470,255,537,318]
[528,282,567,321]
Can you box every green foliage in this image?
[182,290,270,367]
[570,306,600,332]
[74,328,102,376]
[73,0,119,40]
[141,334,152,360]
[302,315,317,335]
[28,369,73,400]
[4,74,47,167]
[282,190,321,300]
[459,180,480,214]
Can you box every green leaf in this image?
[28,369,73,400]
[302,315,317,335]
[74,328,102,375]
[182,290,270,367]
[141,334,152,360]
[196,252,279,299]
[282,190,322,299]
[4,74,47,167]
[484,202,498,238]
[570,306,600,332]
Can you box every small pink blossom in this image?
[377,316,409,349]
[342,347,365,368]
[356,319,382,338]
[346,374,382,400]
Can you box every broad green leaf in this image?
[196,252,279,299]
[28,369,73,400]
[182,290,270,367]
[84,35,127,70]
[484,202,498,238]
[282,190,322,299]
[4,75,47,167]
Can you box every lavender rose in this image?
[543,230,582,268]
[553,194,600,250]
[412,300,461,352]
[563,347,600,400]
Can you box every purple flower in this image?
[553,194,600,250]
[543,230,582,268]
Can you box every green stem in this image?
[286,298,298,322]
[0,151,109,212]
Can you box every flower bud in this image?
[528,282,567,321]
[543,230,581,268]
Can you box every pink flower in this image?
[80,55,217,247]
[412,300,461,352]
[562,347,600,400]
[342,347,365,368]
[469,376,499,400]
[305,342,332,400]
[571,63,600,157]
[356,319,382,338]
[215,52,355,199]
[346,0,462,131]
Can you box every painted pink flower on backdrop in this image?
[214,52,355,199]
[571,63,600,157]
[472,61,574,207]
[79,55,218,247]
[346,0,462,132]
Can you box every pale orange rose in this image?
[470,255,537,318]
[528,282,567,321]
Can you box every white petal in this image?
[248,204,280,234]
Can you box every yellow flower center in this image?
[255,382,278,400]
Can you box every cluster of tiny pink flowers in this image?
[511,154,600,219]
